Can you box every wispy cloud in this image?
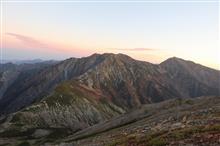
[109,48,157,51]
[6,33,50,49]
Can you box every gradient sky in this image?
[1,0,219,69]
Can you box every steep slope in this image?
[0,80,125,146]
[160,57,220,97]
[77,53,181,109]
[0,54,107,115]
[0,61,58,114]
[2,80,125,130]
[0,62,56,100]
[0,63,19,99]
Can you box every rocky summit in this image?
[0,53,219,146]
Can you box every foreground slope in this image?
[62,96,220,146]
[0,96,219,146]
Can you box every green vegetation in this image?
[0,129,21,137]
[106,131,168,146]
[11,113,22,123]
[168,124,220,141]
[106,124,220,146]
[45,83,76,106]
[106,139,121,146]
[204,124,220,131]
[148,137,167,146]
[184,99,194,105]
[46,128,70,140]
[169,130,186,140]
[17,141,30,146]
[0,128,36,138]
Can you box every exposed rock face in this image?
[0,63,20,99]
[8,81,125,132]
[160,57,220,97]
[77,54,181,109]
[0,62,57,100]
[32,129,51,138]
[0,61,58,114]
[0,53,219,115]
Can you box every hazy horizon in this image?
[1,52,219,71]
[1,0,219,69]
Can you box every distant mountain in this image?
[160,57,220,97]
[0,53,219,115]
[1,59,58,64]
[0,61,58,100]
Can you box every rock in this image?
[58,143,74,146]
[171,122,184,130]
[182,116,187,123]
[32,129,51,138]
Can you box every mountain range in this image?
[0,53,219,146]
[0,53,219,115]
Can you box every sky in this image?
[1,0,220,69]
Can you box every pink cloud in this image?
[109,48,157,51]
[6,33,50,49]
[4,32,90,58]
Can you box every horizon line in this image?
[1,53,220,71]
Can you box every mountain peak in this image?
[86,53,134,62]
[160,56,198,68]
[162,56,184,63]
